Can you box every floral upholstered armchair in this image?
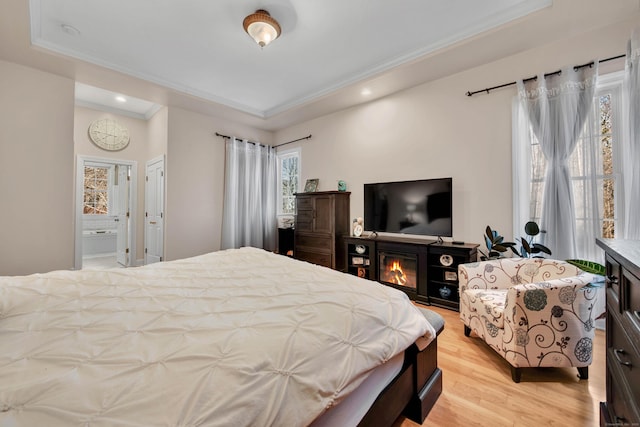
[458,258,599,382]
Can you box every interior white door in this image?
[115,165,130,266]
[145,157,164,264]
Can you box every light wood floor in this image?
[394,304,605,427]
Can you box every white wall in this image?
[0,60,75,275]
[148,106,168,160]
[164,106,273,261]
[274,19,635,247]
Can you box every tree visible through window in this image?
[599,93,615,238]
[84,165,109,214]
[277,149,300,215]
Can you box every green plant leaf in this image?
[532,243,552,255]
[524,221,540,236]
[485,226,494,241]
[565,259,606,275]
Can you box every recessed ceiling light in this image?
[115,96,127,103]
[361,88,372,96]
[60,24,80,36]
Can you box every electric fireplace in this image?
[378,251,418,290]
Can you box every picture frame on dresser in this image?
[303,178,319,192]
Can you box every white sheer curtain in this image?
[221,138,277,250]
[623,29,640,239]
[571,86,608,262]
[516,64,598,260]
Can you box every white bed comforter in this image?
[0,247,435,426]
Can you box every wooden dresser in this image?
[294,191,350,270]
[596,238,640,425]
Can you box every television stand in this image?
[344,235,478,310]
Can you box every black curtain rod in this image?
[215,132,312,148]
[465,54,626,97]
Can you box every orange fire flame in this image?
[387,260,407,286]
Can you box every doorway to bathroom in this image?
[74,156,138,270]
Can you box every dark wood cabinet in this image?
[294,191,350,270]
[426,243,478,310]
[596,238,640,426]
[277,227,294,256]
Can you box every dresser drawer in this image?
[626,269,640,329]
[609,317,640,408]
[295,250,332,268]
[607,374,640,426]
[606,254,622,305]
[295,233,332,250]
[296,197,313,210]
[297,210,313,222]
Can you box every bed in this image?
[0,247,443,426]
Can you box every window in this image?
[83,164,111,215]
[277,148,301,215]
[514,71,624,260]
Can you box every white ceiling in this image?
[74,83,161,120]
[0,0,638,130]
[31,0,552,119]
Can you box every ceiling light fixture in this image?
[115,95,127,103]
[243,9,281,48]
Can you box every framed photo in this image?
[352,256,364,265]
[444,271,458,281]
[357,268,367,278]
[304,178,319,192]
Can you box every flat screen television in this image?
[364,177,452,237]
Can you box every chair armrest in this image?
[506,273,599,327]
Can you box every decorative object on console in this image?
[243,9,281,48]
[304,178,319,192]
[338,180,347,191]
[444,271,457,281]
[353,217,364,237]
[459,258,599,382]
[88,118,130,151]
[439,254,453,266]
[438,286,451,299]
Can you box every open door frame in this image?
[74,155,138,270]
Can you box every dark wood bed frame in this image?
[358,323,444,426]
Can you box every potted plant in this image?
[510,221,552,258]
[479,226,515,260]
